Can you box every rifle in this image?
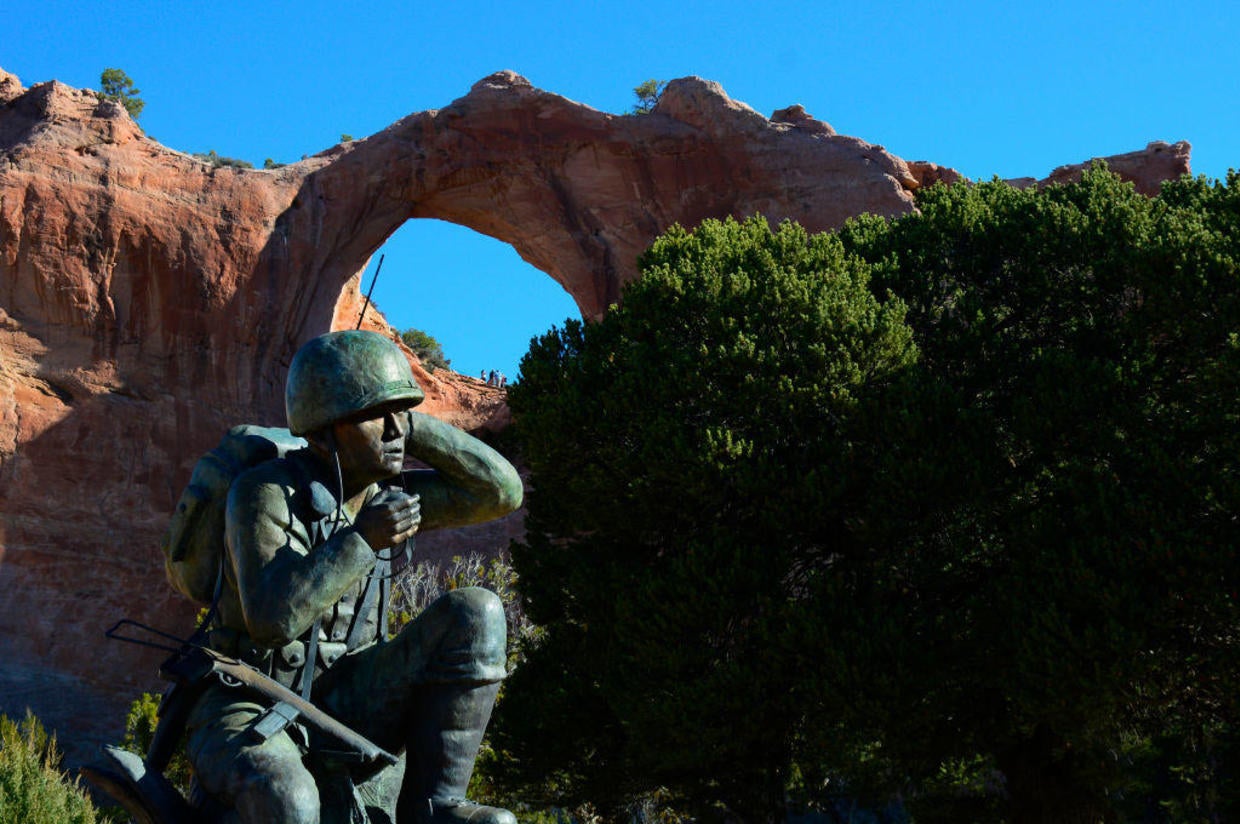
[107,620,399,771]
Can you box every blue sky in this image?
[6,0,1239,380]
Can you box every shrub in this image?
[400,328,452,372]
[115,691,192,799]
[192,150,254,170]
[0,710,98,824]
[495,215,917,820]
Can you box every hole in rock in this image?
[370,219,580,384]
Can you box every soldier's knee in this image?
[234,765,319,824]
[436,586,507,677]
[444,586,506,643]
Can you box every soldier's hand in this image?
[354,487,421,551]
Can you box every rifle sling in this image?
[300,618,321,701]
[346,558,388,651]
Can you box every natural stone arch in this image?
[0,65,1191,757]
[341,216,580,382]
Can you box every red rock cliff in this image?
[0,66,1191,754]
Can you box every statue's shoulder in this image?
[228,446,338,527]
[220,425,311,486]
[231,449,309,488]
[228,452,319,513]
[219,425,314,510]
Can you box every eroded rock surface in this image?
[0,66,1191,755]
[1038,140,1193,195]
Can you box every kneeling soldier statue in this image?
[92,330,524,824]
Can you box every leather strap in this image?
[298,618,321,701]
[346,558,388,651]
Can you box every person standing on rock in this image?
[185,330,523,824]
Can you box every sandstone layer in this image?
[0,66,1191,756]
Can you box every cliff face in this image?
[0,66,1191,755]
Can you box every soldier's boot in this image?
[398,680,515,824]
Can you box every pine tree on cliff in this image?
[98,68,143,119]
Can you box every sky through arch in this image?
[373,219,581,383]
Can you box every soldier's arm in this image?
[400,410,523,530]
[225,468,375,647]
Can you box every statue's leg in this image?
[396,677,514,824]
[186,686,320,824]
[314,586,514,824]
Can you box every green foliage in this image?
[495,216,917,820]
[116,692,193,798]
[400,327,452,372]
[389,552,545,813]
[98,68,143,119]
[496,171,1240,822]
[340,133,355,143]
[263,158,286,170]
[630,79,667,114]
[0,711,98,824]
[192,150,254,170]
[827,166,1239,820]
[390,553,534,661]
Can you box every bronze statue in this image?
[87,330,524,824]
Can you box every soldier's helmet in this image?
[285,330,424,436]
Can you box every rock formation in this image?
[0,65,1192,757]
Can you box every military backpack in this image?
[162,425,307,604]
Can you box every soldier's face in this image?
[331,402,410,485]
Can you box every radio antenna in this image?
[356,254,385,330]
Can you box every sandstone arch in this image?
[0,66,1190,752]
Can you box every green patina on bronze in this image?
[286,330,426,436]
[93,331,524,824]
